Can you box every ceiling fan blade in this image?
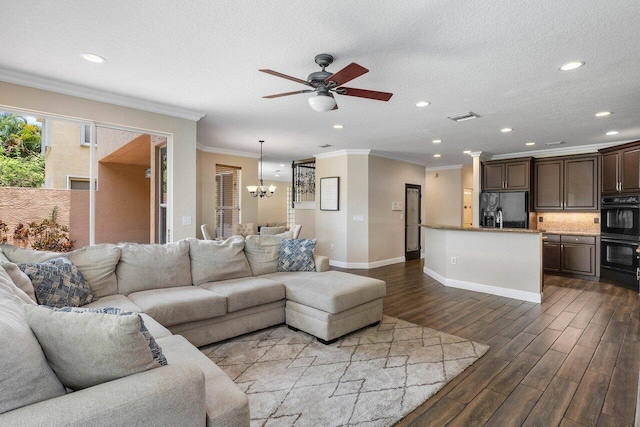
[263,90,314,99]
[337,87,393,101]
[259,69,311,86]
[330,93,339,110]
[325,63,368,87]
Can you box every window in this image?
[80,124,91,146]
[66,176,91,190]
[215,165,241,239]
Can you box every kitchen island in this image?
[422,224,543,303]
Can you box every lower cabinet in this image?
[543,234,596,276]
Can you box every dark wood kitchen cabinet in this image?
[599,140,640,194]
[534,154,598,211]
[543,234,596,277]
[482,157,532,191]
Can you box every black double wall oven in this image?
[600,194,640,289]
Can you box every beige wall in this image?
[294,208,315,239]
[315,154,349,261]
[346,155,369,263]
[44,121,90,189]
[368,156,426,263]
[0,81,198,241]
[196,150,259,239]
[95,162,150,244]
[425,167,464,226]
[257,179,289,225]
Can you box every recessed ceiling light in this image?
[606,131,619,136]
[500,128,513,133]
[415,101,430,107]
[526,142,536,146]
[80,53,106,63]
[595,111,612,117]
[559,61,584,71]
[333,124,344,129]
[432,139,442,143]
[275,174,280,177]
[463,150,471,154]
[279,164,285,167]
[433,154,441,158]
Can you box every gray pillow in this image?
[67,244,121,298]
[188,236,252,285]
[244,235,284,276]
[0,244,59,264]
[0,268,36,305]
[0,290,66,414]
[116,240,192,295]
[18,257,95,308]
[0,260,36,303]
[25,305,167,390]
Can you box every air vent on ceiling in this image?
[545,141,566,146]
[448,112,481,122]
[318,144,334,148]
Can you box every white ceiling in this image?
[1,0,640,181]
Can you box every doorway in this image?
[405,184,421,260]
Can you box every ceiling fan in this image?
[260,54,393,112]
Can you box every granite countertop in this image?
[538,230,600,237]
[420,224,542,234]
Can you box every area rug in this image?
[201,316,489,427]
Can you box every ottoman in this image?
[260,271,387,344]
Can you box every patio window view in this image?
[0,110,169,248]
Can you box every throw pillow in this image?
[0,267,36,305]
[244,235,283,276]
[0,260,37,303]
[25,305,167,390]
[66,244,121,298]
[18,257,95,308]
[0,291,66,414]
[278,238,316,272]
[188,236,252,285]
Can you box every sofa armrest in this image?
[315,255,330,272]
[0,365,206,427]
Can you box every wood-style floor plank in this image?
[333,260,639,426]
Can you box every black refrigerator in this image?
[480,191,529,228]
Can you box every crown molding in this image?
[314,149,371,159]
[0,68,206,121]
[370,150,428,166]
[489,142,626,160]
[196,143,260,158]
[425,164,464,171]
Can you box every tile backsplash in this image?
[535,212,600,234]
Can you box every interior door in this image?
[405,184,421,261]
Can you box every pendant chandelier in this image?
[247,140,276,198]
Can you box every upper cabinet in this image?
[482,158,532,191]
[599,141,640,195]
[534,154,599,212]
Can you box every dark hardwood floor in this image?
[336,260,639,427]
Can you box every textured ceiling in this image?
[1,0,639,181]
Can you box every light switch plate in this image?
[392,202,403,211]
[182,216,192,225]
[353,215,364,222]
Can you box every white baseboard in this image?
[423,266,542,303]
[329,256,405,269]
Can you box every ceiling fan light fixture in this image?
[308,94,336,112]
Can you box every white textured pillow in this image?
[244,235,284,276]
[0,260,36,303]
[25,305,167,390]
[188,236,252,285]
[0,291,66,414]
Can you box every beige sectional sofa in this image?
[0,235,386,426]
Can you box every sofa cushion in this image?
[244,235,284,276]
[18,257,95,308]
[83,294,142,313]
[67,244,121,298]
[116,240,192,295]
[260,271,387,314]
[188,236,252,285]
[127,287,227,327]
[199,277,285,312]
[158,334,250,427]
[0,263,36,305]
[0,244,59,264]
[278,238,316,272]
[25,305,167,390]
[0,290,66,414]
[260,226,286,235]
[0,260,36,302]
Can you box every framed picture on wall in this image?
[320,177,339,211]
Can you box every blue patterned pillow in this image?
[41,306,167,366]
[278,239,316,272]
[18,257,95,308]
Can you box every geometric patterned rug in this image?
[201,316,489,426]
